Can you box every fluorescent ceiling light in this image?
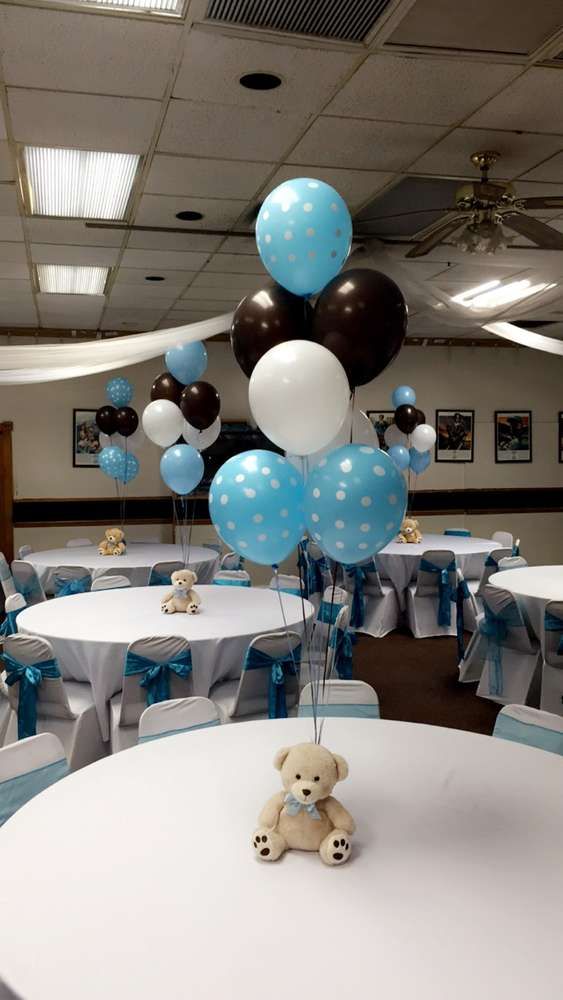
[24,147,139,220]
[37,264,108,295]
[40,0,183,11]
[452,279,556,310]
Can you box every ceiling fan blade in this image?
[500,211,563,250]
[520,196,563,211]
[474,181,508,201]
[405,214,470,258]
[85,222,250,237]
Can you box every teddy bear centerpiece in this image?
[98,527,126,556]
[397,516,422,544]
[161,568,201,615]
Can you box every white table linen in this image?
[376,533,500,599]
[490,565,563,637]
[1,717,563,1000]
[17,586,313,740]
[25,543,219,592]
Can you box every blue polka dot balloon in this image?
[106,376,133,408]
[209,450,305,565]
[304,445,407,565]
[255,178,352,297]
[98,445,125,480]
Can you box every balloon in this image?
[409,447,431,475]
[384,424,408,449]
[391,385,416,408]
[230,283,312,377]
[304,445,407,564]
[115,406,139,438]
[142,399,184,448]
[98,445,125,479]
[160,444,204,495]
[388,444,410,471]
[165,342,207,386]
[95,405,117,436]
[415,408,426,426]
[120,452,139,484]
[411,423,436,453]
[395,404,418,434]
[151,371,183,405]
[255,178,352,297]
[106,376,133,408]
[285,404,378,477]
[312,268,408,389]
[180,381,220,431]
[249,340,349,456]
[99,432,112,449]
[209,450,305,565]
[182,416,221,452]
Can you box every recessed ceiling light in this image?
[23,147,139,221]
[37,264,108,295]
[175,210,204,221]
[39,0,183,14]
[239,72,282,91]
[145,275,165,282]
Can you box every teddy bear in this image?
[252,742,355,866]
[161,568,201,615]
[397,516,422,544]
[98,527,126,556]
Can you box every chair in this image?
[467,547,513,605]
[109,635,194,753]
[341,562,399,639]
[11,560,46,606]
[17,545,32,559]
[0,594,26,641]
[298,539,332,610]
[220,551,244,571]
[298,679,380,719]
[53,565,92,597]
[493,705,563,756]
[213,570,251,587]
[405,549,458,639]
[444,528,471,537]
[0,733,68,827]
[0,553,16,599]
[210,631,301,722]
[148,561,184,587]
[268,574,303,596]
[540,600,563,716]
[138,697,221,742]
[2,634,105,770]
[91,575,132,591]
[492,531,514,549]
[497,556,528,571]
[65,538,92,548]
[310,596,352,683]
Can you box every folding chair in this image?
[0,733,68,826]
[493,704,563,756]
[138,697,221,742]
[210,631,301,721]
[298,679,380,719]
[11,560,46,606]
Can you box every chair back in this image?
[17,545,32,559]
[65,538,92,548]
[543,600,563,668]
[493,704,563,756]
[119,635,193,727]
[139,697,221,742]
[213,570,251,587]
[480,585,535,653]
[0,553,16,598]
[299,679,380,719]
[1,594,27,640]
[497,556,528,571]
[305,541,333,595]
[444,528,471,537]
[362,564,385,597]
[317,585,348,623]
[414,549,456,597]
[0,733,68,826]
[475,547,512,597]
[492,531,513,548]
[220,552,244,571]
[230,631,301,719]
[53,565,92,598]
[11,561,46,606]
[148,561,184,587]
[3,634,75,737]
[268,574,303,596]
[91,575,132,591]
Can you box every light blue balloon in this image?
[255,178,352,297]
[165,342,208,386]
[209,450,305,566]
[388,444,410,471]
[391,385,416,408]
[305,445,407,565]
[98,446,125,479]
[160,444,204,496]
[409,447,431,475]
[106,376,133,407]
[120,452,139,485]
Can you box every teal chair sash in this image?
[329,626,353,680]
[299,702,378,719]
[444,529,471,537]
[138,719,220,743]
[479,601,523,696]
[149,569,173,587]
[455,577,471,661]
[493,712,563,756]
[124,649,192,707]
[213,576,250,587]
[3,653,61,739]
[485,553,503,569]
[419,557,455,627]
[0,757,68,826]
[15,578,43,603]
[53,574,91,598]
[243,644,300,719]
[0,607,23,639]
[544,611,563,655]
[342,565,368,629]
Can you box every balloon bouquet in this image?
[96,377,143,535]
[383,385,436,535]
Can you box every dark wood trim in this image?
[0,423,14,562]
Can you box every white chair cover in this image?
[406,549,458,638]
[299,679,380,719]
[308,603,351,686]
[268,574,302,596]
[540,599,563,716]
[138,697,221,742]
[91,575,132,591]
[493,704,563,756]
[148,561,184,586]
[342,563,400,639]
[210,631,301,721]
[0,733,68,826]
[66,538,93,548]
[213,569,251,587]
[469,547,513,601]
[220,551,244,571]
[492,531,514,548]
[497,556,528,571]
[53,564,92,598]
[10,560,46,606]
[0,553,16,598]
[17,545,32,559]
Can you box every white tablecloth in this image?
[376,533,500,597]
[25,543,219,592]
[490,565,563,637]
[1,717,562,1000]
[17,586,313,739]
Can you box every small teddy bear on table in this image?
[161,568,201,615]
[397,516,423,544]
[98,527,126,556]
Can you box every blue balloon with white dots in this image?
[106,376,133,407]
[255,178,352,297]
[304,445,407,565]
[209,450,305,566]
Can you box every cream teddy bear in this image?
[252,743,355,866]
[397,516,422,544]
[98,527,126,556]
[161,568,201,615]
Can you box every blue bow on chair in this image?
[53,574,91,598]
[244,645,300,719]
[455,577,471,661]
[544,612,563,655]
[4,652,61,739]
[0,607,23,638]
[342,564,368,629]
[125,649,192,707]
[479,601,523,696]
[149,569,173,587]
[329,625,353,680]
[317,599,341,625]
[15,579,42,603]
[419,558,455,627]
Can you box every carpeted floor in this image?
[353,629,500,735]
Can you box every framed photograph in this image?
[73,409,102,468]
[495,411,532,463]
[435,410,474,462]
[559,412,563,463]
[367,411,395,451]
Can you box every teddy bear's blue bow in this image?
[284,792,321,820]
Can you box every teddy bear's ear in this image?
[332,753,349,782]
[273,747,290,771]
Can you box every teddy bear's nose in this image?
[302,788,311,797]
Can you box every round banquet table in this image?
[17,586,313,740]
[24,543,219,592]
[376,533,500,600]
[1,717,563,1000]
[490,565,563,637]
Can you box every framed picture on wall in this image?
[73,409,102,468]
[366,411,395,450]
[559,412,563,463]
[435,410,474,462]
[495,411,532,463]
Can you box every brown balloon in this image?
[115,406,139,438]
[312,268,407,389]
[395,404,418,435]
[180,381,220,431]
[95,405,117,435]
[231,283,312,378]
[151,371,183,405]
[416,408,426,426]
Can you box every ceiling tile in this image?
[219,235,259,254]
[265,165,394,212]
[28,219,124,247]
[182,284,250,301]
[0,143,14,182]
[0,279,33,300]
[466,68,563,134]
[8,89,160,153]
[121,248,209,270]
[126,230,223,253]
[30,244,119,266]
[180,291,240,309]
[288,117,447,171]
[0,303,37,326]
[189,272,265,291]
[37,293,105,329]
[0,262,29,280]
[102,307,168,331]
[326,55,521,126]
[108,287,180,308]
[0,243,27,264]
[113,267,190,286]
[0,217,24,242]
[163,309,230,324]
[145,155,274,201]
[134,194,248,229]
[204,253,268,275]
[0,187,19,217]
[409,129,563,179]
[158,99,309,161]
[520,153,563,184]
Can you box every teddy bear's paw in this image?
[252,829,285,862]
[320,830,351,866]
[187,603,199,614]
[160,602,174,614]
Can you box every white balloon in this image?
[141,399,183,448]
[182,416,221,451]
[286,404,378,476]
[411,423,436,453]
[99,432,112,449]
[384,424,408,448]
[249,340,350,456]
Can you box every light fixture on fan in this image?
[454,213,514,255]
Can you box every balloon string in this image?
[318,565,338,746]
[273,566,301,721]
[296,547,316,744]
[349,391,355,444]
